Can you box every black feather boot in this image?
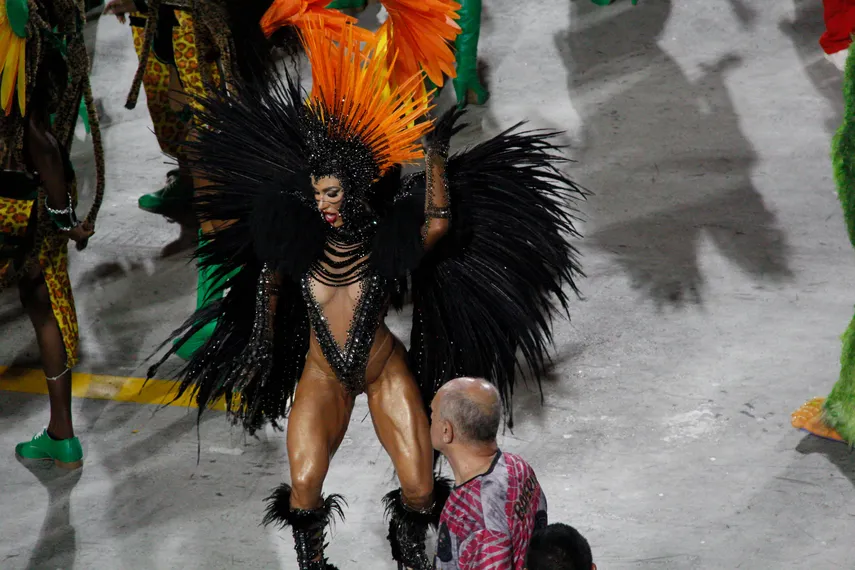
[262,483,346,570]
[382,476,453,570]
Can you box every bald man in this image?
[431,377,548,570]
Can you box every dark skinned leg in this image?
[21,110,76,440]
[18,266,74,440]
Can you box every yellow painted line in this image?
[0,366,228,411]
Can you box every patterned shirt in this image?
[435,451,548,570]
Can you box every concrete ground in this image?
[2,0,854,568]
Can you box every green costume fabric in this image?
[174,232,237,360]
[45,28,90,134]
[824,46,855,444]
[5,0,29,38]
[325,0,367,9]
[452,0,488,108]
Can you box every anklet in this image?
[46,368,70,382]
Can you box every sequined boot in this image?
[382,477,453,570]
[263,483,345,570]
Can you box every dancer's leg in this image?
[452,0,489,108]
[367,344,448,570]
[262,367,353,569]
[286,368,354,509]
[366,347,434,510]
[15,266,84,469]
[19,268,73,439]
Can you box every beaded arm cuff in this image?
[46,193,80,231]
[421,147,450,244]
[425,206,451,219]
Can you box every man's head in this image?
[526,523,596,570]
[429,377,502,454]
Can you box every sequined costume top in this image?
[300,223,392,394]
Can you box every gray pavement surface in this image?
[3,0,855,568]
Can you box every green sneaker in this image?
[16,429,83,469]
[138,174,193,216]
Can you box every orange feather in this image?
[260,0,374,46]
[301,22,434,176]
[380,0,461,88]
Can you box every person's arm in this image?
[258,263,279,334]
[25,113,93,244]
[421,141,451,252]
[103,0,148,23]
[458,529,513,570]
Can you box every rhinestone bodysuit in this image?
[301,224,388,395]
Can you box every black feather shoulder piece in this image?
[145,69,324,429]
[409,112,587,426]
[182,67,325,282]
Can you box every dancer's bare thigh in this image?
[365,341,434,507]
[286,362,354,509]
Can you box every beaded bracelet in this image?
[46,192,80,231]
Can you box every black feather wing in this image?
[409,122,586,424]
[146,70,321,430]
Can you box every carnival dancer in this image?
[146,22,584,569]
[104,0,194,224]
[1,0,106,467]
[793,45,855,444]
[104,0,279,359]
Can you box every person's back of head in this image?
[430,377,502,455]
[526,523,595,570]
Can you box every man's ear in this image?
[592,564,597,570]
[442,420,453,444]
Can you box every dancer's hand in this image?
[103,0,138,23]
[63,222,95,245]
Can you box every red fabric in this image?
[821,0,855,54]
[436,452,547,570]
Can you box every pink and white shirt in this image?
[435,451,548,570]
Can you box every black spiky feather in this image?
[409,114,587,426]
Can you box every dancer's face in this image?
[313,176,345,227]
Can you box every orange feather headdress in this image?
[300,20,434,182]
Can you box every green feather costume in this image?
[822,46,855,443]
